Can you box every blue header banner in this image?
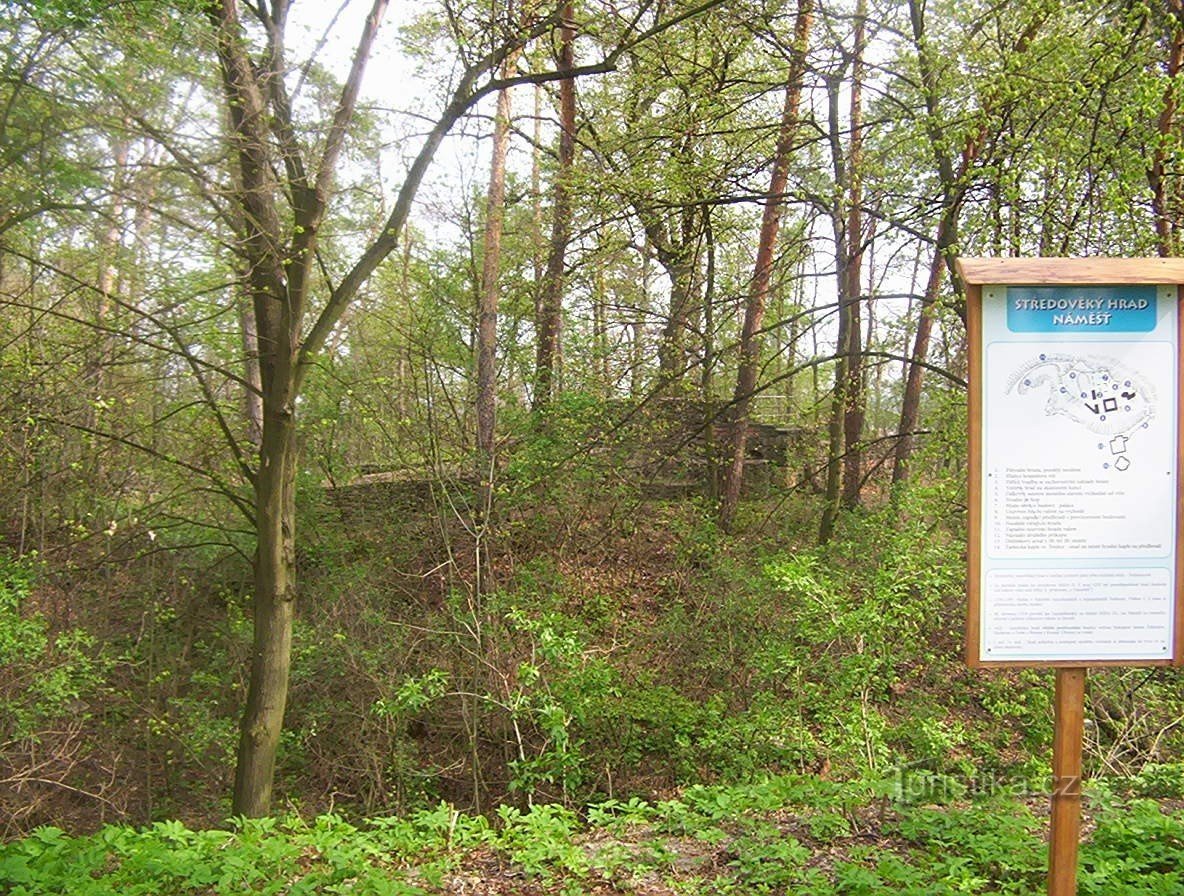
[1007,285,1158,333]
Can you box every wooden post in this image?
[1048,667,1086,896]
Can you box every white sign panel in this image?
[980,284,1178,662]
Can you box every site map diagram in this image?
[1007,352,1156,472]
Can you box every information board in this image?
[963,260,1184,667]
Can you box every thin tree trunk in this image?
[531,83,545,286]
[891,223,950,487]
[840,0,866,511]
[398,235,413,418]
[476,70,514,556]
[534,2,576,410]
[467,73,515,814]
[86,133,130,435]
[818,338,848,542]
[702,211,718,499]
[819,69,852,543]
[701,210,716,401]
[631,256,649,398]
[593,269,609,392]
[718,0,813,531]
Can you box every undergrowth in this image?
[4,771,1184,894]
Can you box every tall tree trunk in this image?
[86,132,130,437]
[718,0,813,531]
[476,71,514,568]
[631,256,649,398]
[819,8,867,545]
[819,71,849,544]
[531,83,545,286]
[818,329,849,542]
[534,2,575,410]
[213,0,392,817]
[593,269,610,392]
[701,212,716,402]
[839,0,866,511]
[891,213,963,487]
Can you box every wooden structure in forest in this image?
[334,399,803,510]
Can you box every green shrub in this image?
[0,551,105,741]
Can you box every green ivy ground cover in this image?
[3,774,1183,895]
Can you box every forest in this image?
[4,0,1184,892]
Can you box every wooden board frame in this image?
[960,258,1184,668]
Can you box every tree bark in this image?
[891,238,945,487]
[476,70,514,548]
[534,2,576,410]
[233,402,296,817]
[718,0,813,531]
[85,132,130,436]
[839,0,866,511]
[239,299,264,450]
[819,10,866,543]
[654,243,700,383]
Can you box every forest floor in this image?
[5,772,1184,894]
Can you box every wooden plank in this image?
[966,284,983,667]
[957,257,1184,285]
[1048,668,1086,896]
[1178,285,1184,667]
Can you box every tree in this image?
[206,0,395,817]
[839,0,867,514]
[533,2,576,409]
[889,0,984,488]
[475,60,515,588]
[718,0,813,532]
[204,0,729,816]
[819,0,868,543]
[581,4,760,390]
